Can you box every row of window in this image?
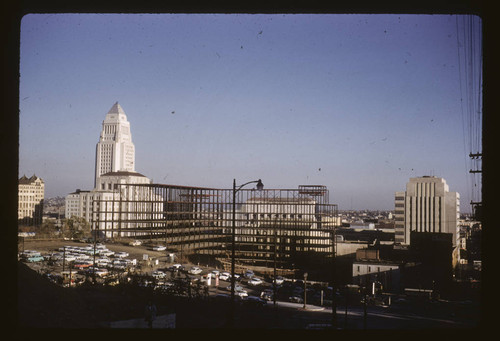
[19,188,43,192]
[100,183,125,190]
[18,202,39,209]
[18,195,42,201]
[245,213,305,220]
[356,265,384,273]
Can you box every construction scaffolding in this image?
[92,183,338,272]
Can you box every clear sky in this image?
[19,13,482,213]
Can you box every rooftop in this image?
[100,171,147,178]
[19,174,44,185]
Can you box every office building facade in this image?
[394,176,460,247]
[18,174,45,226]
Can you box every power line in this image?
[456,15,482,217]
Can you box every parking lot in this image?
[17,239,480,330]
[18,238,339,305]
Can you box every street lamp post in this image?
[332,227,337,328]
[273,225,277,308]
[303,272,308,309]
[230,178,264,328]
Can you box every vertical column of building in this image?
[394,192,406,245]
[425,182,430,232]
[429,182,435,233]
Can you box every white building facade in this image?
[94,102,135,187]
[66,103,163,238]
[394,176,460,247]
[18,174,45,225]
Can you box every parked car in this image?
[74,260,93,269]
[289,295,304,303]
[26,255,45,263]
[64,255,76,262]
[243,296,267,307]
[96,258,110,267]
[219,272,231,281]
[94,268,109,277]
[152,270,166,279]
[188,266,202,275]
[225,283,244,292]
[235,290,248,298]
[115,251,129,258]
[260,289,274,301]
[248,277,263,286]
[100,250,115,257]
[168,264,185,272]
[244,270,255,278]
[152,245,166,251]
[272,276,284,285]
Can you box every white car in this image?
[76,254,91,261]
[235,290,248,298]
[152,245,166,251]
[219,272,231,281]
[152,270,166,279]
[96,258,110,267]
[188,266,202,275]
[129,240,142,246]
[248,277,263,286]
[94,268,109,277]
[100,250,115,257]
[115,251,129,258]
[64,255,76,262]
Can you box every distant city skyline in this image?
[19,13,482,213]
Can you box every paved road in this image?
[261,300,478,329]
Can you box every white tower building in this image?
[67,102,163,238]
[394,176,460,247]
[94,102,135,188]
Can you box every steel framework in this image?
[92,183,338,271]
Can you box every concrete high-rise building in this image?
[394,176,460,247]
[18,174,44,226]
[66,102,162,238]
[94,102,135,188]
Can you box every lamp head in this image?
[256,179,264,191]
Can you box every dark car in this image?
[260,289,274,301]
[289,295,304,303]
[243,296,267,308]
[213,293,243,304]
[167,264,185,272]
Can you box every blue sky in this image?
[19,13,482,212]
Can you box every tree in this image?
[37,220,57,238]
[62,216,91,240]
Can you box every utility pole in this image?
[331,229,337,328]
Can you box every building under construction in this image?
[91,183,339,274]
